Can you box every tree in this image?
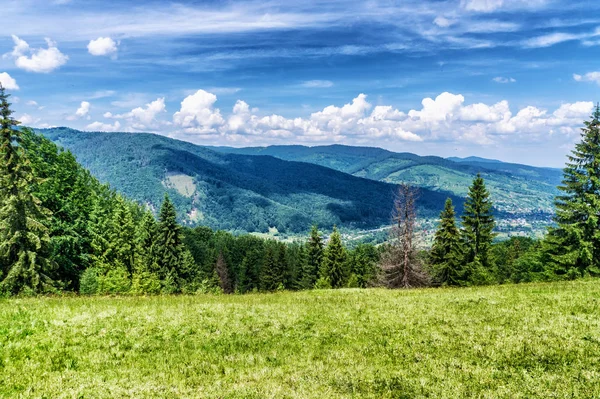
[321,226,347,288]
[302,224,323,289]
[544,105,600,277]
[154,194,184,284]
[380,184,429,288]
[430,198,464,285]
[215,251,233,293]
[0,84,54,294]
[461,173,496,283]
[260,244,283,291]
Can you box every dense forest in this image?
[1,84,599,296]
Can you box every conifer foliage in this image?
[430,198,463,285]
[461,173,496,280]
[321,226,347,288]
[0,84,54,294]
[545,105,600,277]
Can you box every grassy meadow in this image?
[1,280,599,398]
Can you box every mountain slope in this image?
[37,128,459,234]
[212,144,562,216]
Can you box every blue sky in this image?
[1,0,600,166]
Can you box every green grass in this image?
[1,280,599,398]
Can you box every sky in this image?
[1,0,600,167]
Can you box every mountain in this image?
[447,156,502,164]
[212,144,563,235]
[36,128,458,234]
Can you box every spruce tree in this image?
[430,198,464,285]
[545,105,600,277]
[109,196,136,274]
[461,174,496,282]
[321,226,347,288]
[303,224,323,289]
[155,194,184,284]
[260,245,280,291]
[0,84,54,294]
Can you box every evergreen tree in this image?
[155,194,184,284]
[109,196,137,274]
[215,251,233,294]
[461,174,496,282]
[544,105,600,277]
[321,226,347,288]
[303,224,323,289]
[430,198,464,285]
[260,244,281,291]
[0,84,54,294]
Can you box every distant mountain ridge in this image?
[36,128,459,234]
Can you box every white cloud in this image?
[103,111,113,118]
[18,114,40,125]
[26,100,38,106]
[87,37,119,56]
[493,76,516,83]
[573,71,600,85]
[0,72,19,90]
[86,121,121,132]
[76,101,91,117]
[173,90,224,133]
[113,98,167,130]
[461,0,546,12]
[7,36,68,73]
[300,80,334,88]
[433,16,454,28]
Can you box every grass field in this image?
[1,281,599,398]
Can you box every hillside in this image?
[2,280,598,398]
[36,128,457,234]
[214,144,563,235]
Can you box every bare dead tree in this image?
[379,184,430,288]
[215,251,233,294]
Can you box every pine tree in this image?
[544,105,600,277]
[215,251,233,293]
[461,174,496,282]
[303,224,323,289]
[0,84,54,294]
[136,210,158,270]
[430,198,464,285]
[321,226,347,288]
[155,194,184,285]
[260,245,280,291]
[109,196,136,274]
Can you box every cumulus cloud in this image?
[86,120,121,132]
[111,98,167,130]
[6,36,68,73]
[573,71,600,85]
[66,101,91,120]
[76,101,91,117]
[18,113,40,125]
[173,90,224,134]
[89,89,592,147]
[493,76,516,83]
[0,72,19,90]
[87,37,119,56]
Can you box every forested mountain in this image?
[36,128,459,234]
[213,144,562,217]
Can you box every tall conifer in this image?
[461,174,496,282]
[321,226,347,288]
[0,84,54,294]
[303,224,323,289]
[430,198,464,285]
[155,194,184,283]
[545,105,600,277]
